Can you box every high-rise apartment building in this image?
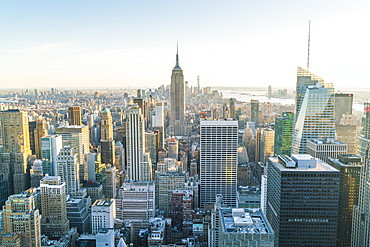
[200,120,238,208]
[2,188,41,247]
[56,147,80,196]
[91,199,116,234]
[68,106,82,126]
[266,155,340,246]
[292,68,335,154]
[169,46,186,136]
[100,109,115,165]
[274,112,294,156]
[0,110,32,204]
[250,100,259,125]
[34,117,48,159]
[41,135,63,176]
[56,125,89,181]
[126,106,152,181]
[40,175,69,238]
[328,154,362,247]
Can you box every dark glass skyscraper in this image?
[328,154,362,247]
[266,155,340,246]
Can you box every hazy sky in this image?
[0,0,369,89]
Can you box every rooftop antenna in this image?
[307,20,311,70]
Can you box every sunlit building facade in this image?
[292,68,335,154]
[200,120,238,208]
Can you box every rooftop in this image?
[220,208,273,235]
[270,155,339,172]
[93,199,114,207]
[308,138,346,145]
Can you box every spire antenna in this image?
[176,42,179,67]
[307,20,311,70]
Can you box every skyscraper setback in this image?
[169,46,186,136]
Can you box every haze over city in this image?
[1,0,369,89]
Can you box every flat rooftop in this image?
[93,199,114,207]
[269,156,339,172]
[308,138,346,145]
[220,208,273,235]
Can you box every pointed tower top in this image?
[174,42,181,70]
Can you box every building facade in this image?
[292,69,335,154]
[266,155,340,246]
[200,120,238,208]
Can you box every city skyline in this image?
[0,1,369,89]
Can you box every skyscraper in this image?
[0,110,32,204]
[68,106,82,126]
[34,117,48,159]
[100,109,115,164]
[266,155,340,246]
[334,93,353,125]
[328,154,362,247]
[56,147,80,196]
[292,68,335,154]
[352,104,370,247]
[250,100,259,125]
[56,125,89,181]
[126,106,152,181]
[169,45,186,136]
[40,175,69,239]
[357,102,370,158]
[274,112,294,156]
[41,135,63,176]
[200,120,238,208]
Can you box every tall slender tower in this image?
[200,120,238,208]
[126,106,152,181]
[100,109,115,164]
[169,45,186,136]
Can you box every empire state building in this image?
[169,46,186,136]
